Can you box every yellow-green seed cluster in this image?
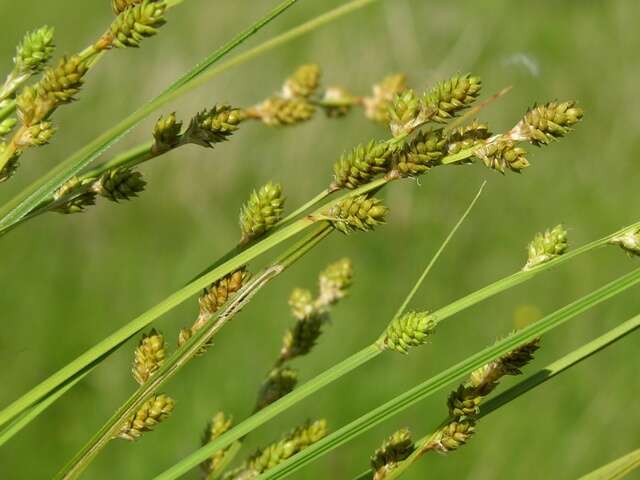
[14,26,55,75]
[132,329,166,385]
[116,394,175,441]
[332,140,397,190]
[524,224,569,270]
[94,167,146,202]
[609,228,640,257]
[239,182,285,244]
[382,311,436,354]
[370,428,415,478]
[255,367,298,411]
[201,412,234,478]
[109,0,167,49]
[423,74,482,124]
[326,195,389,234]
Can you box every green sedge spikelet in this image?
[364,74,408,124]
[94,167,146,202]
[14,26,56,76]
[229,420,327,477]
[255,367,298,411]
[524,224,569,271]
[152,112,182,153]
[513,101,584,146]
[393,129,448,177]
[37,55,89,106]
[332,140,397,190]
[239,182,285,244]
[431,418,476,453]
[51,177,97,214]
[381,311,436,354]
[423,73,482,124]
[477,138,529,174]
[116,393,175,441]
[132,329,166,385]
[282,64,321,99]
[186,105,246,148]
[326,195,389,234]
[109,0,167,49]
[318,257,353,306]
[370,428,415,480]
[609,228,640,257]
[201,412,234,477]
[17,121,56,147]
[446,120,492,155]
[251,97,315,126]
[112,0,145,14]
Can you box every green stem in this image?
[578,447,640,480]
[55,224,332,480]
[257,268,640,480]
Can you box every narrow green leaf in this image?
[0,0,299,230]
[256,267,640,479]
[578,448,640,480]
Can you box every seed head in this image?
[524,224,569,270]
[477,138,529,174]
[513,101,584,145]
[423,74,482,124]
[381,311,436,354]
[609,228,640,257]
[152,112,182,153]
[51,176,97,214]
[432,418,475,453]
[244,420,327,475]
[393,129,447,177]
[112,0,144,14]
[132,329,166,385]
[447,384,483,418]
[252,97,316,126]
[332,140,397,190]
[370,428,415,477]
[326,195,389,234]
[17,121,56,147]
[239,182,285,244]
[109,0,167,49]
[198,268,250,319]
[14,26,55,75]
[186,105,246,148]
[37,55,89,106]
[364,74,408,124]
[282,64,321,99]
[288,288,314,320]
[255,367,298,411]
[318,258,353,306]
[117,393,175,441]
[446,120,492,155]
[0,143,19,183]
[201,412,234,476]
[388,89,423,137]
[94,167,146,202]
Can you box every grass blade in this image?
[0,0,299,230]
[578,448,640,480]
[257,267,640,479]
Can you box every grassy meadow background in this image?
[1,0,639,478]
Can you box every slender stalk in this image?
[0,100,16,122]
[377,312,640,480]
[0,0,300,230]
[55,224,333,479]
[392,182,485,320]
[256,268,640,480]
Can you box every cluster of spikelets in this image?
[199,260,351,479]
[115,329,174,441]
[523,224,569,270]
[369,338,540,479]
[0,2,171,182]
[255,258,353,411]
[330,73,584,192]
[609,227,640,257]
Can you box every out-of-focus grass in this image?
[0,1,639,478]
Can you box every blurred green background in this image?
[1,0,639,478]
